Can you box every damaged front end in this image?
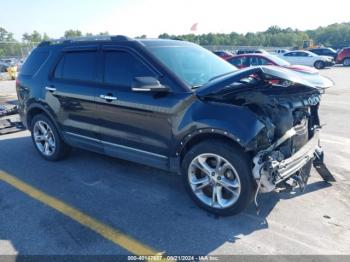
[198,66,334,207]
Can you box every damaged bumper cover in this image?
[271,131,320,184]
[253,128,322,193]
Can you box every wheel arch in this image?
[26,103,61,134]
[177,128,248,163]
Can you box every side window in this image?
[228,57,242,67]
[20,51,49,76]
[298,52,309,57]
[250,57,259,66]
[284,52,294,57]
[103,51,155,87]
[259,57,270,65]
[54,51,97,82]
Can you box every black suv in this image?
[17,36,328,215]
[309,47,338,60]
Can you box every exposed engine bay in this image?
[201,66,335,207]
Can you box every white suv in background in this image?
[278,50,335,69]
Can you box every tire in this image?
[30,114,71,161]
[314,60,325,69]
[343,58,350,67]
[181,139,255,216]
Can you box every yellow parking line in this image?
[0,171,163,256]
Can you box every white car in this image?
[274,49,289,54]
[278,50,334,69]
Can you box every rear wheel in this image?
[30,114,70,161]
[181,140,255,216]
[343,58,350,66]
[314,60,325,69]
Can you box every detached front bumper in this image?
[253,129,322,192]
[272,131,320,184]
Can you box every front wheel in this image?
[314,60,325,69]
[181,140,255,216]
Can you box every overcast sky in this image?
[1,0,349,40]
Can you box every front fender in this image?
[173,100,266,155]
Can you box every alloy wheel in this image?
[33,120,56,156]
[188,153,241,209]
[315,61,324,69]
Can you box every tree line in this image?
[1,22,350,58]
[159,23,350,48]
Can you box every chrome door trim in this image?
[65,132,100,143]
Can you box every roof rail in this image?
[37,35,132,47]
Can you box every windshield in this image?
[266,54,290,66]
[147,44,237,88]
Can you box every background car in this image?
[212,50,235,60]
[228,53,317,72]
[227,53,333,88]
[236,49,267,55]
[336,47,350,66]
[0,61,18,79]
[274,49,289,54]
[0,61,8,73]
[278,50,334,69]
[309,47,338,60]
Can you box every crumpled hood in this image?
[196,66,333,97]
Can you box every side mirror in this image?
[132,77,169,93]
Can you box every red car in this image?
[213,50,234,60]
[336,47,350,66]
[227,53,319,74]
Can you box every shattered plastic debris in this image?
[0,104,18,117]
[0,104,24,135]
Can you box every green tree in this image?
[64,29,82,38]
[22,30,46,43]
[135,34,147,39]
[0,27,22,58]
[0,27,15,42]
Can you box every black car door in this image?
[95,47,176,169]
[47,47,102,152]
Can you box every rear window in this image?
[20,51,49,76]
[54,51,98,82]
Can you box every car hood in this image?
[196,66,333,97]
